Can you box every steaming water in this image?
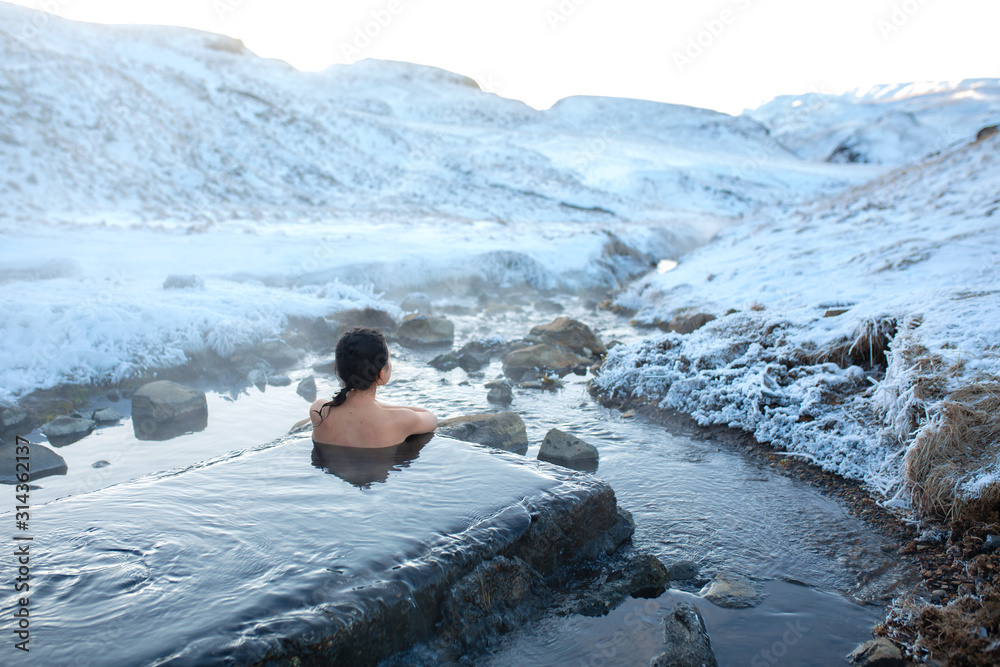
[6,295,911,665]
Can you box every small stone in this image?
[539,428,598,462]
[487,381,513,406]
[846,638,904,666]
[502,344,589,380]
[621,409,636,418]
[267,373,292,387]
[430,353,460,371]
[106,388,121,402]
[312,359,337,374]
[296,376,317,402]
[91,407,124,424]
[982,534,1000,553]
[668,312,716,334]
[458,351,483,372]
[651,601,719,667]
[667,559,699,580]
[92,460,111,469]
[699,571,763,608]
[41,416,96,445]
[930,589,946,603]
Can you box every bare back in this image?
[310,393,437,448]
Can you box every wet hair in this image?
[314,327,389,423]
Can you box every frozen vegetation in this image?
[2,2,999,516]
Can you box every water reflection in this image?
[311,432,432,489]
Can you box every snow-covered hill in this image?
[0,1,859,227]
[747,80,1000,165]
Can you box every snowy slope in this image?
[746,80,1000,165]
[0,1,862,226]
[0,2,883,400]
[599,132,1000,512]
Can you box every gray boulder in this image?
[437,412,528,454]
[651,601,719,667]
[92,407,124,424]
[502,344,589,380]
[398,314,455,348]
[41,416,96,445]
[528,317,606,357]
[539,428,598,463]
[429,352,460,371]
[328,307,397,334]
[0,404,30,435]
[698,571,763,608]
[131,381,208,441]
[296,376,317,402]
[0,439,67,482]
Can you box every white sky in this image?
[8,0,1000,114]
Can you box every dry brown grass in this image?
[809,316,898,369]
[904,383,1000,521]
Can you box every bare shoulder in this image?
[310,399,330,424]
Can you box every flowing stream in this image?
[9,291,913,665]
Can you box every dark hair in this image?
[314,327,389,423]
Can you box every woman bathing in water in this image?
[310,327,438,448]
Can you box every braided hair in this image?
[314,327,389,423]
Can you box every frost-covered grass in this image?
[597,133,1000,518]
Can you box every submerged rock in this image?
[846,638,904,666]
[41,416,96,445]
[131,380,208,441]
[502,344,589,380]
[576,553,669,617]
[528,317,606,358]
[296,376,317,402]
[439,555,551,651]
[651,601,719,667]
[0,439,67,482]
[538,428,599,463]
[698,571,763,608]
[437,412,528,454]
[399,314,455,348]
